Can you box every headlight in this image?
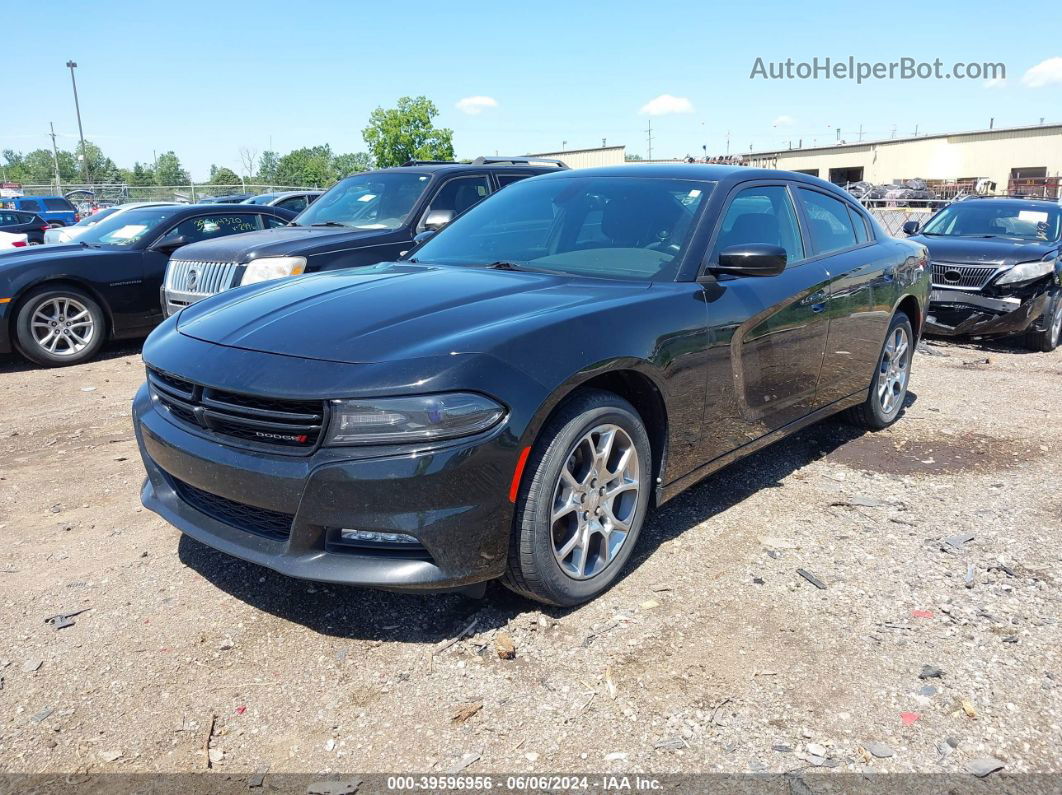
[324,393,505,446]
[995,257,1054,285]
[240,256,306,286]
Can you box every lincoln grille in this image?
[148,368,326,452]
[930,262,1000,291]
[169,476,293,540]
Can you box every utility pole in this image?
[646,120,653,161]
[725,130,730,155]
[48,122,63,193]
[914,123,919,136]
[66,60,90,187]
[858,123,864,142]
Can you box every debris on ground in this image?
[967,757,1005,778]
[452,702,483,724]
[495,631,516,660]
[43,607,91,630]
[866,742,895,758]
[796,568,827,589]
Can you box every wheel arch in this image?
[521,363,670,506]
[894,293,923,340]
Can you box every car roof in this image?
[954,197,1062,208]
[272,190,322,198]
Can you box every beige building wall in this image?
[745,124,1062,190]
[527,145,627,169]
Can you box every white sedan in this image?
[44,201,180,244]
[0,230,29,250]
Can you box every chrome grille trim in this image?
[929,261,1001,291]
[165,259,240,297]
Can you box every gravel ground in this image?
[0,337,1059,781]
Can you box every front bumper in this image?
[134,382,517,590]
[926,286,1050,338]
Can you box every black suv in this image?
[904,196,1062,351]
[161,157,567,316]
[0,209,49,245]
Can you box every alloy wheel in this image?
[31,297,96,357]
[1051,301,1062,347]
[877,325,910,415]
[550,424,640,580]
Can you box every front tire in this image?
[15,286,107,367]
[1025,290,1061,353]
[502,389,652,606]
[845,312,914,430]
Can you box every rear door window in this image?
[20,199,41,213]
[798,189,858,255]
[496,173,534,189]
[275,196,308,212]
[43,198,74,211]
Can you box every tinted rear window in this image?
[43,198,74,211]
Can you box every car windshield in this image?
[293,172,431,230]
[76,207,119,226]
[75,207,183,247]
[922,202,1062,241]
[411,175,714,282]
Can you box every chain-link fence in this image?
[14,183,318,206]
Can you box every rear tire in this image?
[1024,290,1061,353]
[15,286,107,367]
[502,389,652,606]
[845,312,914,430]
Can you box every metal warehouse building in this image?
[743,123,1062,197]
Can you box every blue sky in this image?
[6,0,1061,180]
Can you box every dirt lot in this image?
[0,337,1059,781]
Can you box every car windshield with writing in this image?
[293,173,431,230]
[411,175,713,282]
[922,202,1061,241]
[74,207,182,248]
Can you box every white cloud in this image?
[639,94,694,116]
[1021,56,1062,88]
[772,115,795,126]
[983,77,1006,89]
[455,96,499,115]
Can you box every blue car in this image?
[0,195,79,226]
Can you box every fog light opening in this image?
[339,529,419,545]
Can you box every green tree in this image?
[332,151,374,177]
[362,96,454,167]
[624,153,644,162]
[78,141,121,183]
[274,145,335,187]
[154,151,189,185]
[257,150,279,183]
[126,162,156,187]
[209,165,242,187]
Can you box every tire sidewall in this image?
[522,400,652,605]
[15,287,106,367]
[1045,291,1062,351]
[867,314,914,426]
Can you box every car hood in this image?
[176,262,650,364]
[0,243,117,270]
[910,235,1058,266]
[173,225,395,263]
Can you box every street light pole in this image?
[66,60,90,188]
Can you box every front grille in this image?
[930,262,1000,291]
[170,476,293,540]
[165,259,240,297]
[148,368,326,452]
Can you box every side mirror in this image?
[901,220,920,236]
[412,230,436,246]
[151,235,189,253]
[706,244,787,278]
[422,209,454,232]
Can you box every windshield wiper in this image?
[486,260,526,271]
[310,221,347,228]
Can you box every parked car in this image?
[0,230,29,250]
[0,195,78,226]
[241,190,324,213]
[44,202,180,245]
[198,193,254,204]
[160,157,567,316]
[0,209,49,244]
[134,165,930,605]
[903,196,1062,351]
[0,204,295,366]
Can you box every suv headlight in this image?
[240,256,306,286]
[324,393,505,446]
[995,257,1055,286]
